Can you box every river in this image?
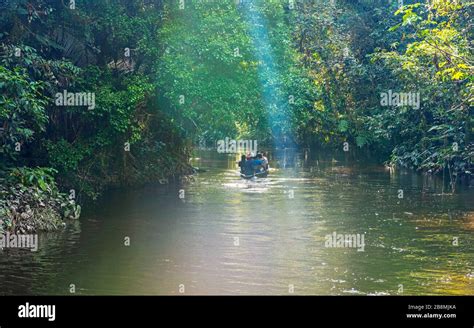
[0,149,473,295]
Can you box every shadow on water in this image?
[0,149,472,295]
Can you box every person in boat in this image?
[244,153,256,173]
[250,153,265,175]
[262,152,269,169]
[240,152,258,175]
[238,154,246,168]
[254,153,264,166]
[257,152,268,170]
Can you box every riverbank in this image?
[0,154,195,234]
[0,168,80,234]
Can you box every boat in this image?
[240,166,269,179]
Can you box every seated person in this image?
[261,152,269,169]
[254,153,264,168]
[238,154,246,168]
[242,155,259,175]
[244,157,255,173]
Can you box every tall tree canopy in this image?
[0,0,472,199]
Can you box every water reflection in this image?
[0,150,472,295]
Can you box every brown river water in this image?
[0,149,473,295]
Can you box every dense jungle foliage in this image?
[0,0,472,230]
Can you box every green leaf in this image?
[38,179,47,191]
